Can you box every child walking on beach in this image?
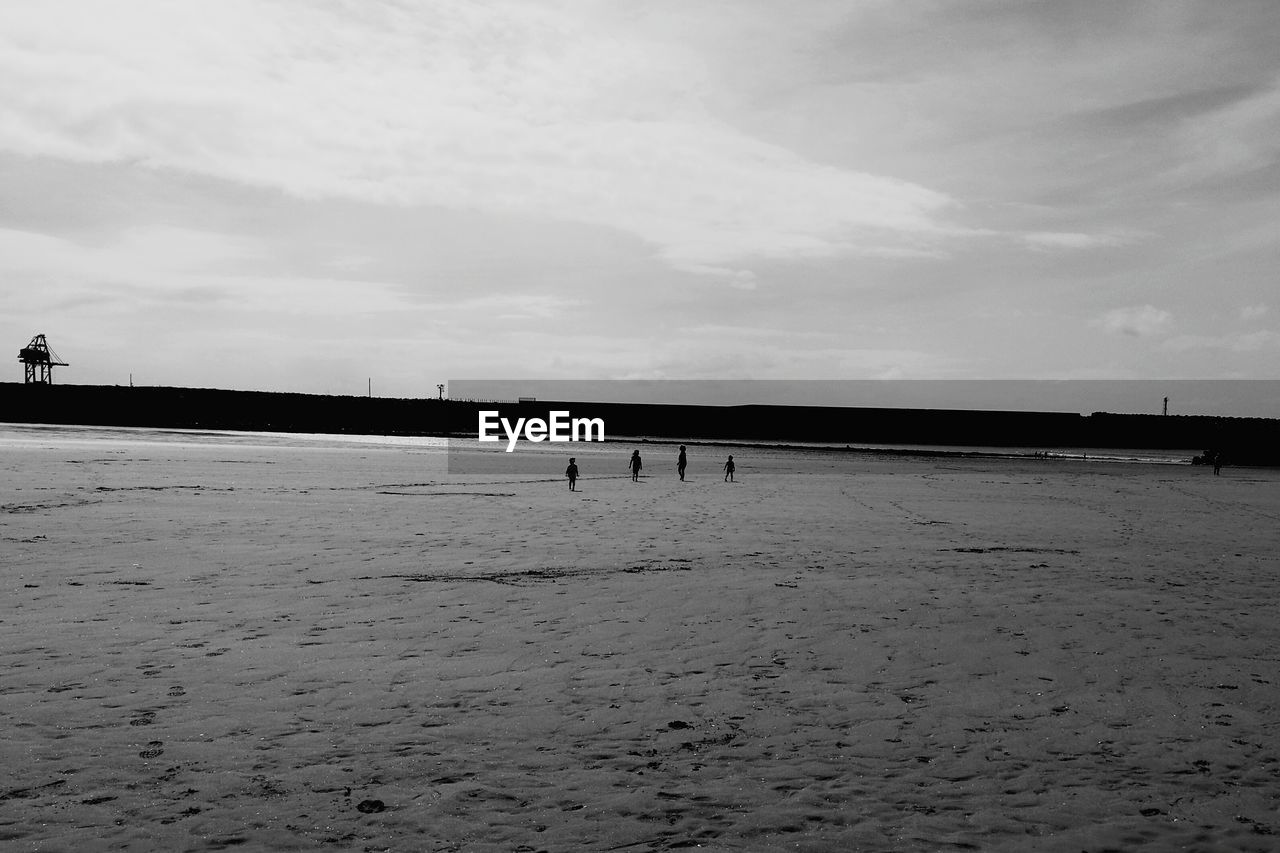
[723,454,735,482]
[677,445,687,481]
[566,457,579,491]
[629,450,643,482]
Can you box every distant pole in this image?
[368,378,372,398]
[1163,396,1168,416]
[129,373,133,387]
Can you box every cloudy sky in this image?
[2,0,1277,403]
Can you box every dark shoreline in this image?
[0,423,1196,468]
[3,382,1277,465]
[611,436,1195,465]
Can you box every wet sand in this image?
[1,427,1278,851]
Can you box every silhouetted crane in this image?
[18,334,68,384]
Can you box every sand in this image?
[1,425,1278,852]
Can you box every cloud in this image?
[1162,330,1280,354]
[674,324,836,341]
[0,223,593,336]
[454,293,580,320]
[1173,76,1280,181]
[0,0,959,276]
[674,265,759,289]
[1095,305,1174,337]
[0,225,415,317]
[1022,231,1131,251]
[1240,303,1270,321]
[0,224,260,278]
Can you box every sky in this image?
[2,1,1278,410]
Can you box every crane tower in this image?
[18,334,69,384]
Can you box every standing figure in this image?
[629,450,643,482]
[1213,450,1224,476]
[677,445,687,481]
[566,457,580,491]
[723,454,735,482]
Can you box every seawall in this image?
[2,383,1276,464]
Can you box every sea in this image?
[0,422,1200,467]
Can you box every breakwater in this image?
[3,383,1277,464]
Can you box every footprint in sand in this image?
[167,686,186,697]
[138,741,165,759]
[129,713,156,727]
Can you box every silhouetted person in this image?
[723,454,735,482]
[566,457,579,491]
[1213,450,1223,476]
[629,450,642,482]
[677,445,687,481]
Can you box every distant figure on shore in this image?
[1194,448,1226,473]
[723,454,735,482]
[677,445,687,481]
[565,457,579,491]
[629,450,643,482]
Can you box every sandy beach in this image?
[1,424,1278,852]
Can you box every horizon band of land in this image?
[478,410,605,452]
